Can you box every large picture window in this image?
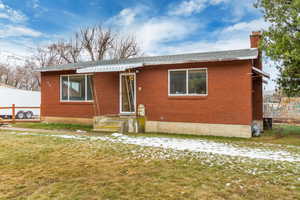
[60,75,93,102]
[169,68,207,96]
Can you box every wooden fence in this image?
[0,104,41,123]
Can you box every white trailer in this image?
[0,86,40,119]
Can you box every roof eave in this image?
[35,66,81,72]
[39,56,258,73]
[143,56,258,66]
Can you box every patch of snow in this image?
[103,133,300,162]
[112,133,123,137]
[76,130,87,133]
[4,131,300,162]
[54,134,86,140]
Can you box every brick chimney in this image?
[250,31,262,70]
[250,31,262,48]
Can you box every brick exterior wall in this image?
[41,71,119,119]
[136,60,253,125]
[41,59,255,126]
[41,71,95,118]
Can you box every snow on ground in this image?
[108,133,300,162]
[5,132,300,163]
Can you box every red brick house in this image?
[38,32,269,138]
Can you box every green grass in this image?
[252,125,300,146]
[12,122,93,132]
[0,131,299,199]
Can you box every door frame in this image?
[119,72,136,115]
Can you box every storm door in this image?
[120,73,136,114]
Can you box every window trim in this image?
[168,68,208,96]
[60,74,94,102]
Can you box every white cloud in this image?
[146,17,276,90]
[0,0,45,66]
[134,18,199,54]
[168,0,227,16]
[0,1,43,63]
[108,6,266,55]
[109,8,135,27]
[108,6,200,55]
[0,25,42,38]
[31,0,40,9]
[0,39,35,65]
[222,18,270,33]
[0,1,27,23]
[108,6,149,27]
[159,38,248,55]
[227,0,258,22]
[168,0,259,22]
[117,8,137,26]
[0,12,8,19]
[152,18,269,54]
[168,0,206,16]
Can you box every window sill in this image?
[168,95,208,100]
[60,101,94,105]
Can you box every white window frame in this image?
[168,68,208,96]
[60,74,93,102]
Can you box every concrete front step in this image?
[93,115,145,133]
[93,117,127,132]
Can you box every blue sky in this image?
[0,0,276,90]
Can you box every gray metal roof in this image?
[37,48,258,72]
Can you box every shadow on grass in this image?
[12,122,93,132]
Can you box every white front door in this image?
[120,73,136,114]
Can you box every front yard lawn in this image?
[0,130,299,199]
[12,122,300,146]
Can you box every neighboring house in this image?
[37,32,269,138]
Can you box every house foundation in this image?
[145,121,252,138]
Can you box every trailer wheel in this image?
[25,111,33,119]
[16,111,25,119]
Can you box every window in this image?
[60,75,93,101]
[169,68,207,96]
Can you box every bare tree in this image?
[23,60,41,90]
[69,33,83,62]
[0,64,11,85]
[80,26,114,61]
[0,23,142,91]
[49,33,83,64]
[34,46,64,68]
[38,24,141,66]
[0,60,40,91]
[112,36,140,59]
